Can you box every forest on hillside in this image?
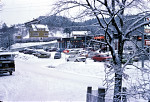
[37,15,101,35]
[37,15,143,35]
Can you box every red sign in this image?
[94,36,105,39]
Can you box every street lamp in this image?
[74,36,76,48]
[85,33,86,48]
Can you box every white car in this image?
[66,55,86,62]
[68,49,80,54]
[78,50,88,57]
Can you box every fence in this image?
[86,86,127,102]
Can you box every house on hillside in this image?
[14,34,22,42]
[29,24,49,41]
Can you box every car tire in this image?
[102,59,105,62]
[94,60,96,62]
[75,59,78,62]
[9,71,12,75]
[67,59,69,62]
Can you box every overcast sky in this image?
[0,0,149,26]
[0,0,56,26]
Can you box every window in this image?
[33,32,39,36]
[44,33,48,36]
[0,63,2,67]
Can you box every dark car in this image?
[24,50,36,54]
[56,48,65,53]
[54,52,61,59]
[92,54,112,62]
[46,47,58,52]
[22,49,36,54]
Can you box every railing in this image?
[86,87,105,102]
[86,86,127,102]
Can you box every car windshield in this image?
[69,55,75,58]
[55,53,60,55]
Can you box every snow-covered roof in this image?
[31,24,49,31]
[72,31,89,35]
[71,31,90,37]
[0,52,18,56]
[11,40,57,49]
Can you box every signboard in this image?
[94,36,105,40]
[145,40,150,46]
[144,17,150,34]
[144,29,150,33]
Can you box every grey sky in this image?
[0,0,150,26]
[0,0,56,26]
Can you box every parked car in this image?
[45,47,58,52]
[122,58,133,65]
[24,49,37,54]
[19,49,27,53]
[69,49,80,54]
[54,52,61,59]
[92,54,112,62]
[35,51,51,58]
[64,49,79,54]
[122,53,134,64]
[63,49,70,53]
[66,55,86,62]
[19,48,30,53]
[0,52,16,75]
[87,51,99,58]
[133,56,140,62]
[19,48,37,55]
[56,48,65,53]
[78,50,88,57]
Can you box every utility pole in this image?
[142,32,145,68]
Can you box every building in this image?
[92,34,107,51]
[57,31,92,48]
[14,34,22,41]
[29,24,49,41]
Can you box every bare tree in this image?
[0,0,3,26]
[52,0,150,101]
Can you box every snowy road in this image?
[0,53,103,101]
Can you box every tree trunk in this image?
[113,40,123,102]
[113,71,122,102]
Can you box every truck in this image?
[0,52,16,75]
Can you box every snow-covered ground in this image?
[0,46,148,101]
[0,52,105,101]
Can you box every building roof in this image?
[71,31,90,36]
[31,24,49,31]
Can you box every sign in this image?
[94,36,105,40]
[144,17,150,34]
[144,29,150,33]
[145,40,150,46]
